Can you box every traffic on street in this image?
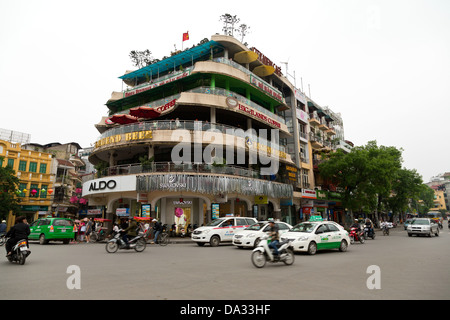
[2,217,449,302]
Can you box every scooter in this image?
[105,231,146,253]
[178,224,186,237]
[251,234,294,268]
[6,238,31,265]
[349,227,365,244]
[381,224,390,236]
[364,226,376,240]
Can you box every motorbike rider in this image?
[364,218,374,236]
[151,219,162,244]
[5,216,30,257]
[350,219,361,231]
[122,218,138,248]
[0,220,7,236]
[267,220,280,258]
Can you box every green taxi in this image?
[29,217,75,244]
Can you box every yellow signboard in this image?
[95,130,152,149]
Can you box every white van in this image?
[191,216,258,247]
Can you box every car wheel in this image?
[408,233,412,237]
[39,234,48,245]
[209,235,220,247]
[196,242,205,246]
[253,238,261,248]
[307,241,317,255]
[339,240,348,252]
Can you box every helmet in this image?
[152,219,157,222]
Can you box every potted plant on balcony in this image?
[212,157,226,173]
[139,156,154,173]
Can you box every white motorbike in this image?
[251,234,294,268]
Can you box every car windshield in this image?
[290,223,315,233]
[205,219,225,227]
[245,222,265,231]
[411,219,429,225]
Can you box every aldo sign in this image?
[89,180,117,192]
[82,176,137,197]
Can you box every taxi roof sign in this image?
[309,215,323,222]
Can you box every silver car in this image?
[407,218,439,237]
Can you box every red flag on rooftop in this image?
[182,31,189,42]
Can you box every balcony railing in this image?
[82,162,292,185]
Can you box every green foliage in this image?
[0,157,21,218]
[318,141,424,216]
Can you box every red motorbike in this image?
[349,227,365,244]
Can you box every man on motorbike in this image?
[267,220,280,258]
[151,219,162,244]
[364,218,374,236]
[5,216,30,257]
[350,219,361,231]
[122,218,138,248]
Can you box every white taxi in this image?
[232,221,292,248]
[191,216,257,247]
[280,218,350,255]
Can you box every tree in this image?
[219,13,240,36]
[236,23,251,44]
[415,184,435,215]
[0,157,21,220]
[129,49,155,69]
[387,168,424,220]
[318,141,403,222]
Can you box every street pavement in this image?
[1,226,449,301]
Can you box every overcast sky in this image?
[1,0,449,182]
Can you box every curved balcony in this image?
[94,120,290,160]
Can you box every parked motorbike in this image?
[105,232,146,253]
[6,238,31,265]
[364,226,376,240]
[187,224,194,236]
[349,227,365,244]
[251,235,294,268]
[178,224,186,237]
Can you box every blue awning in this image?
[120,40,224,81]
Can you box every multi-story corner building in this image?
[0,133,55,227]
[82,34,350,227]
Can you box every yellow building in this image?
[0,138,55,228]
[430,189,447,213]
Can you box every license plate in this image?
[20,246,27,251]
[61,229,66,232]
[193,236,200,239]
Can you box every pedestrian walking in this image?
[85,218,94,243]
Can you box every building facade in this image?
[0,138,55,227]
[82,34,350,227]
